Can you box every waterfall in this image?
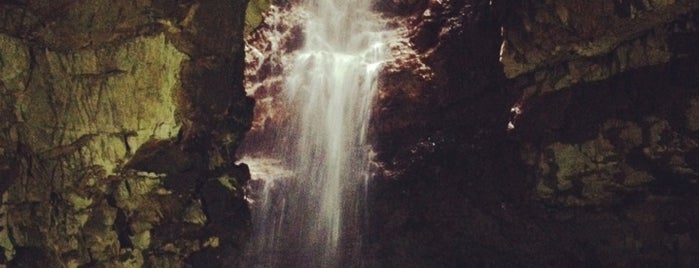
[243,0,391,266]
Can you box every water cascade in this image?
[243,0,392,266]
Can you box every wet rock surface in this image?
[241,3,305,157]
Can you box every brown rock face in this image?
[0,0,254,266]
[241,3,305,156]
[366,0,524,266]
[363,0,699,266]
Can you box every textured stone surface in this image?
[509,56,699,266]
[0,0,255,266]
[363,0,699,267]
[19,34,185,175]
[500,0,699,105]
[240,2,306,156]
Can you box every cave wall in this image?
[0,0,256,266]
[366,0,699,266]
[505,0,699,208]
[367,0,525,266]
[504,1,699,266]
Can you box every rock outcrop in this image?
[363,0,699,266]
[503,0,699,203]
[501,0,699,95]
[0,0,256,266]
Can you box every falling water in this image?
[244,0,391,266]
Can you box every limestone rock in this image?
[501,0,699,97]
[0,0,257,266]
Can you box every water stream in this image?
[243,0,391,266]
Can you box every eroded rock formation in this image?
[0,0,257,266]
[503,2,699,264]
[505,0,699,210]
[364,0,699,266]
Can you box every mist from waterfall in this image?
[243,0,391,266]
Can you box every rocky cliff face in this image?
[0,0,256,266]
[503,1,699,265]
[505,0,699,208]
[364,0,699,266]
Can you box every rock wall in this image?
[0,0,255,266]
[365,0,699,266]
[502,0,699,97]
[504,0,699,207]
[503,1,699,265]
[367,0,526,266]
[241,2,304,156]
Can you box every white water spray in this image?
[244,0,391,266]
